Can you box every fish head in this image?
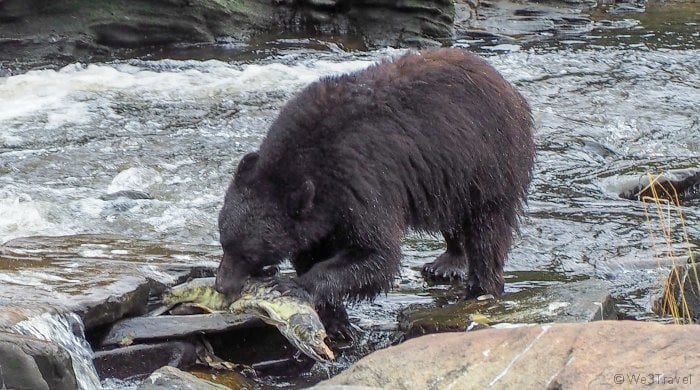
[286,313,335,362]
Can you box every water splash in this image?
[12,312,102,390]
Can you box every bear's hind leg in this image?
[463,206,515,298]
[422,231,469,283]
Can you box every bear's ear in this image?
[288,179,315,219]
[233,152,259,186]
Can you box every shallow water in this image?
[1,2,699,388]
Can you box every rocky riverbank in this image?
[2,0,665,73]
[0,0,458,71]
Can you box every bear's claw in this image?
[421,261,467,284]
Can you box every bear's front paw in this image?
[317,304,359,345]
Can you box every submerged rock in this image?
[138,366,231,390]
[318,321,700,389]
[0,332,78,390]
[398,278,616,338]
[618,168,700,205]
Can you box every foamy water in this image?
[12,312,102,390]
[0,54,392,244]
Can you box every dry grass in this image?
[641,173,698,324]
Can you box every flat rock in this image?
[399,278,616,338]
[318,321,700,389]
[138,366,231,390]
[93,341,198,380]
[101,313,259,347]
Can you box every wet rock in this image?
[93,341,198,380]
[79,277,151,330]
[138,365,230,390]
[100,314,259,347]
[618,168,700,205]
[100,190,154,201]
[458,0,596,45]
[92,20,214,48]
[398,278,616,338]
[0,332,78,390]
[0,0,457,71]
[318,321,700,389]
[289,0,457,48]
[0,235,221,330]
[653,263,700,323]
[188,368,256,390]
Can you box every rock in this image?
[100,190,154,201]
[318,321,700,389]
[100,313,259,347]
[618,168,700,205]
[138,365,231,390]
[188,368,256,390]
[93,341,198,380]
[653,263,700,323]
[457,0,596,45]
[0,234,221,331]
[79,277,151,330]
[0,332,78,390]
[0,0,459,72]
[399,278,616,338]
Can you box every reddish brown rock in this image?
[318,321,699,389]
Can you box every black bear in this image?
[215,48,535,337]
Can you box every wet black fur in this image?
[216,48,535,313]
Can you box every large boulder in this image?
[317,321,699,388]
[0,332,78,390]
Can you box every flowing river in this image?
[1,2,698,388]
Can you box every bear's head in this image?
[214,151,322,296]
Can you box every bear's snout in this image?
[214,257,247,297]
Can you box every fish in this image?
[162,277,335,362]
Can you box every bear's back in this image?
[253,48,534,231]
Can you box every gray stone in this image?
[93,341,198,380]
[78,278,151,330]
[0,332,77,390]
[100,313,259,347]
[138,365,231,390]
